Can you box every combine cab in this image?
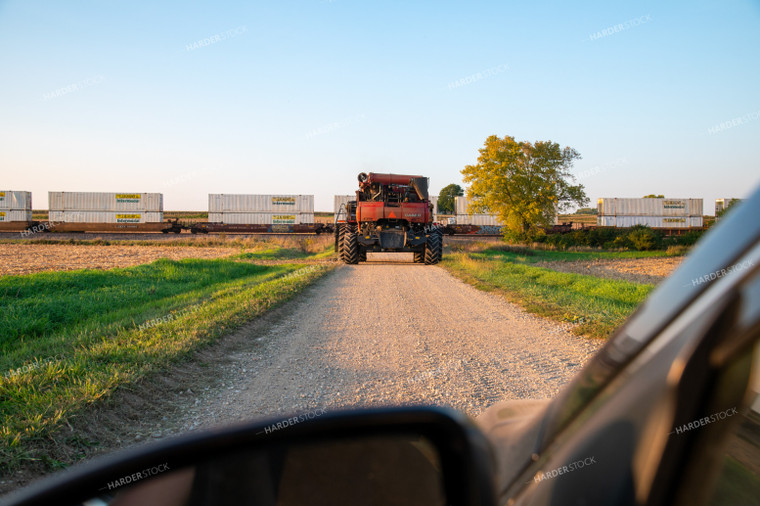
[335,172,443,265]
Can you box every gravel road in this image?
[157,262,602,435]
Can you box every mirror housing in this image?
[4,407,497,506]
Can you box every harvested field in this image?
[536,256,684,284]
[0,244,238,276]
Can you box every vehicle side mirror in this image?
[4,407,496,506]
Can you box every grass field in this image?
[442,244,660,339]
[0,246,333,471]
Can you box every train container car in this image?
[0,190,33,231]
[208,194,313,213]
[191,222,332,234]
[453,213,501,226]
[48,211,164,223]
[597,197,703,217]
[49,192,163,212]
[598,216,704,228]
[0,191,32,209]
[207,212,315,225]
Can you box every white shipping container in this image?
[49,192,163,212]
[0,210,32,222]
[208,212,315,225]
[0,191,32,210]
[455,213,501,226]
[48,211,164,223]
[597,215,703,228]
[333,195,354,215]
[209,194,314,213]
[455,196,469,215]
[597,198,703,217]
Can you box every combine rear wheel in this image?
[359,248,367,262]
[413,250,424,263]
[424,230,443,265]
[341,228,359,264]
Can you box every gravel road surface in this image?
[157,262,602,435]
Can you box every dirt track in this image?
[151,261,602,437]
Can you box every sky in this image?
[0,0,758,213]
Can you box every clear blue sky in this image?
[1,0,758,213]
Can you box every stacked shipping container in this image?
[597,198,703,228]
[48,192,164,223]
[454,196,500,226]
[0,191,32,223]
[208,194,314,224]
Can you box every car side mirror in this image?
[4,407,496,506]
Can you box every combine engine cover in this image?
[335,172,443,265]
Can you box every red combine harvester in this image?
[335,172,442,264]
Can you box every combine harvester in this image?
[335,172,442,264]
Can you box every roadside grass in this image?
[442,251,654,339]
[447,242,673,263]
[0,257,333,471]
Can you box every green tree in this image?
[437,183,463,214]
[643,194,664,198]
[575,207,597,215]
[461,135,588,239]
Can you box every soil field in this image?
[0,244,239,276]
[536,256,684,284]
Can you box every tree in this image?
[575,207,597,215]
[461,135,588,239]
[437,184,463,214]
[643,194,664,198]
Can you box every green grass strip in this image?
[442,253,653,339]
[0,258,331,470]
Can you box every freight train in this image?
[0,190,707,236]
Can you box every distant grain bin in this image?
[0,191,32,226]
[48,192,164,223]
[208,194,314,225]
[597,198,703,228]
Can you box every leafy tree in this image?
[643,194,664,198]
[575,207,597,215]
[437,183,463,214]
[461,135,588,239]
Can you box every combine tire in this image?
[413,250,425,263]
[335,224,345,255]
[341,229,359,264]
[424,231,443,265]
[359,248,367,262]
